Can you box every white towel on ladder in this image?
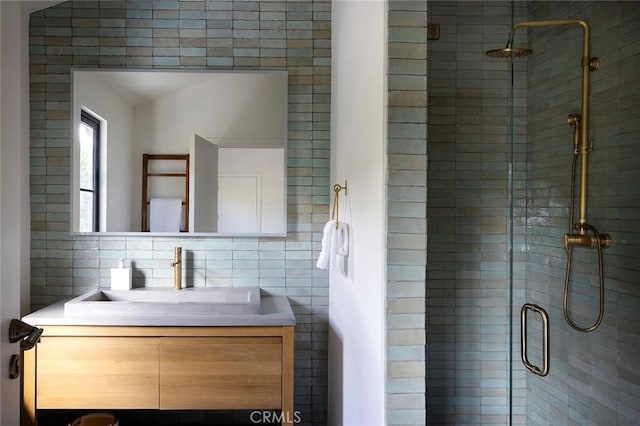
[316,220,349,275]
[149,198,183,232]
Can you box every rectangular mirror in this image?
[71,69,288,236]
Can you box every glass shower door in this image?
[426,1,529,424]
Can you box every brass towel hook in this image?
[333,181,348,196]
[332,181,348,228]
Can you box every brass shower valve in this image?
[563,232,613,252]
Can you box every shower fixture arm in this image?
[504,33,514,50]
[511,20,590,61]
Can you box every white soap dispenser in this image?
[110,258,132,290]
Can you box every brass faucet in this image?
[171,247,182,290]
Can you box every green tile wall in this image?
[29,1,330,424]
[387,0,428,424]
[525,1,640,424]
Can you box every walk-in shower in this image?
[486,19,613,372]
[428,2,638,423]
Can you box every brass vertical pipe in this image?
[511,19,591,233]
[577,20,590,234]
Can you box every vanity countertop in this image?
[22,294,296,327]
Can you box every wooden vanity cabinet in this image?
[159,337,283,410]
[23,326,295,426]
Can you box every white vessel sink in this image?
[64,287,261,318]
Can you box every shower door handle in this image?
[521,303,549,377]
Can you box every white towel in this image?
[150,198,183,232]
[316,220,349,275]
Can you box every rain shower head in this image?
[486,39,533,58]
[486,45,533,58]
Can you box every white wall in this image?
[73,72,134,232]
[218,148,286,234]
[1,3,31,423]
[190,135,218,232]
[0,2,60,423]
[133,72,287,152]
[329,1,387,425]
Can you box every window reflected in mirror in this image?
[78,110,101,232]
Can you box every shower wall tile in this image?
[386,0,428,424]
[29,1,330,424]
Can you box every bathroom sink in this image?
[64,287,261,318]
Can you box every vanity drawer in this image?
[159,337,282,410]
[36,336,159,409]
